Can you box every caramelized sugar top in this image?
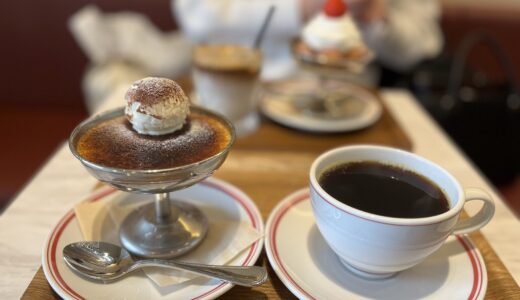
[75,112,231,170]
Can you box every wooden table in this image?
[21,96,519,299]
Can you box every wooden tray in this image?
[21,97,518,299]
[235,92,411,153]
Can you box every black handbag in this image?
[412,31,520,185]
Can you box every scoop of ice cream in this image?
[301,12,363,52]
[125,77,190,135]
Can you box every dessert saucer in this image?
[259,80,382,133]
[42,178,264,300]
[265,189,487,300]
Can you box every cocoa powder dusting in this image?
[125,77,186,108]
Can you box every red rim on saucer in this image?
[42,178,264,300]
[265,189,487,300]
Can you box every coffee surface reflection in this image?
[319,161,450,218]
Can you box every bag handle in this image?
[447,30,520,107]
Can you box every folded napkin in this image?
[75,186,263,287]
[68,5,192,113]
[69,5,191,77]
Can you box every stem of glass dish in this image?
[154,193,178,223]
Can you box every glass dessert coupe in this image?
[288,40,373,119]
[69,106,235,258]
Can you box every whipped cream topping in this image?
[302,13,363,52]
[125,77,190,135]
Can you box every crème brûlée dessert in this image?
[294,0,373,71]
[75,77,232,170]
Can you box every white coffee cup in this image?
[309,145,495,279]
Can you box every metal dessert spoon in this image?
[63,241,267,287]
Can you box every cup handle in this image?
[452,188,495,235]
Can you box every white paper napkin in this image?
[75,187,263,287]
[68,5,192,78]
[68,5,193,113]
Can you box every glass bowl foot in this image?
[120,196,208,259]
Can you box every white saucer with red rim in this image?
[265,188,487,300]
[42,178,264,300]
[259,80,382,133]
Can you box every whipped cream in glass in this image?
[301,13,363,52]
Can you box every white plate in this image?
[42,178,264,300]
[259,80,382,133]
[265,189,487,300]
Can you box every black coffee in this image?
[318,161,450,218]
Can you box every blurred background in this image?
[0,0,519,214]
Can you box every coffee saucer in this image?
[259,80,382,133]
[265,189,487,300]
[42,178,264,300]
